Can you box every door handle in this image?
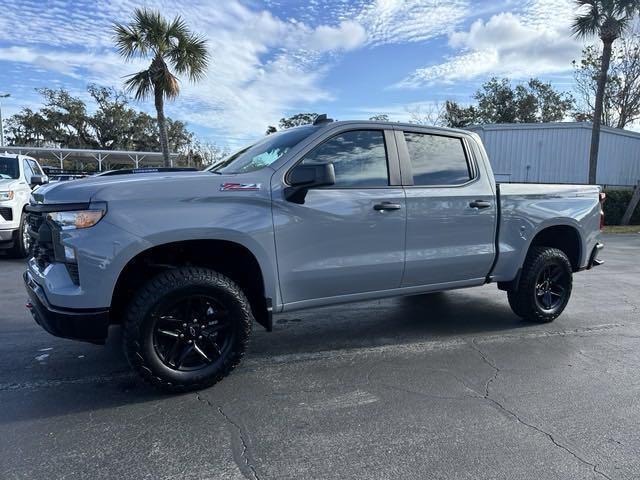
[469,200,491,209]
[373,202,402,211]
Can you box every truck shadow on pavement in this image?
[251,288,531,357]
[2,288,533,424]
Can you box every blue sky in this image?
[0,0,585,148]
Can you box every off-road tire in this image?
[123,267,252,392]
[507,247,573,323]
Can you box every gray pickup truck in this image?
[24,117,604,391]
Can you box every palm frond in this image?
[123,69,154,101]
[112,22,147,60]
[134,8,170,53]
[115,8,209,102]
[612,0,640,15]
[169,33,210,81]
[166,16,190,41]
[572,0,604,37]
[572,12,602,37]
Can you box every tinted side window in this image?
[404,133,471,186]
[301,130,388,187]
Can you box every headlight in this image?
[0,191,14,201]
[47,206,106,230]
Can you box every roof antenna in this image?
[313,114,333,125]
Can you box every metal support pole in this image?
[0,101,4,148]
[0,93,10,147]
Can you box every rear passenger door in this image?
[396,128,497,287]
[272,128,406,306]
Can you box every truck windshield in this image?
[0,157,19,179]
[209,126,318,174]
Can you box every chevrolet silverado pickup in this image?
[0,153,48,257]
[23,118,605,391]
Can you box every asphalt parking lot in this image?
[1,233,639,480]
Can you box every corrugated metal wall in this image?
[469,122,640,186]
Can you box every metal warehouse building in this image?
[469,122,640,187]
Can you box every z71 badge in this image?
[220,183,261,191]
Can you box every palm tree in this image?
[572,0,639,184]
[113,9,209,166]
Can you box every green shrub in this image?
[603,189,640,225]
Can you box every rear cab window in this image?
[403,132,472,186]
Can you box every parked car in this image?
[0,154,48,257]
[23,117,604,391]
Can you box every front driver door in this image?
[272,128,406,307]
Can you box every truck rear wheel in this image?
[507,247,573,323]
[123,267,252,392]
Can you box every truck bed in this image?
[491,183,602,282]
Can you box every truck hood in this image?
[0,178,22,191]
[31,170,269,204]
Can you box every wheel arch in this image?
[497,222,583,291]
[528,224,582,271]
[110,238,274,330]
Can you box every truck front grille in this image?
[0,207,12,221]
[26,210,80,285]
[26,211,56,270]
[28,212,44,232]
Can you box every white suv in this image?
[0,153,48,257]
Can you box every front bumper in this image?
[24,271,110,344]
[0,228,17,249]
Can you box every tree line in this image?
[2,2,639,182]
[4,85,227,170]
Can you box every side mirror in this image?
[30,175,49,187]
[285,163,335,204]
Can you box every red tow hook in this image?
[25,302,33,310]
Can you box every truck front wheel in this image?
[8,213,30,258]
[123,267,252,392]
[507,247,573,323]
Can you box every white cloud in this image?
[356,0,469,45]
[0,0,368,145]
[309,21,368,51]
[396,0,582,87]
[345,100,448,123]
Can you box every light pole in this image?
[0,93,10,147]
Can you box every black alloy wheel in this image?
[534,264,569,312]
[152,295,233,371]
[507,247,573,323]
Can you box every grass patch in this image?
[603,225,640,234]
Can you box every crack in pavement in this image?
[196,393,260,480]
[470,339,500,398]
[468,341,613,480]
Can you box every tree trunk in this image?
[621,181,640,226]
[154,86,171,167]
[588,40,613,184]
